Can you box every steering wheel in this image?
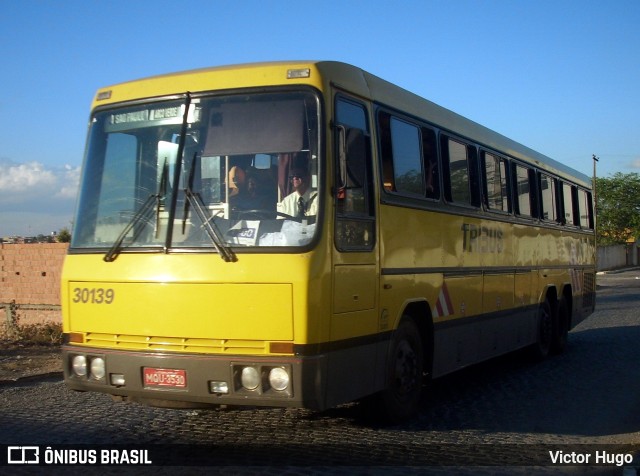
[275,212,316,224]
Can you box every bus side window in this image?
[578,188,594,229]
[482,151,510,212]
[442,136,479,207]
[513,163,533,217]
[561,182,577,226]
[378,112,439,200]
[539,173,558,222]
[379,112,425,197]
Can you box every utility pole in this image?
[592,154,599,219]
[593,154,599,268]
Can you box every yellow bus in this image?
[62,61,595,422]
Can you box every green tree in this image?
[57,227,72,243]
[596,172,640,244]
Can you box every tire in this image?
[532,299,553,360]
[377,318,424,423]
[551,296,570,354]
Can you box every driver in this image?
[277,168,317,219]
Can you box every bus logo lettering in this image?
[461,223,504,253]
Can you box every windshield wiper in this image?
[155,157,169,238]
[182,152,236,262]
[104,93,234,263]
[103,194,159,262]
[103,159,169,262]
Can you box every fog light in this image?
[240,366,260,390]
[90,357,106,380]
[72,355,87,377]
[110,374,125,386]
[209,381,229,394]
[269,367,290,391]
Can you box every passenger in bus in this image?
[228,165,246,198]
[277,168,317,219]
[232,172,264,210]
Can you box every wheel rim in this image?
[393,339,419,397]
[539,304,553,350]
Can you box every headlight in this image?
[90,357,106,380]
[268,367,289,391]
[72,355,87,377]
[240,366,260,390]
[71,355,87,377]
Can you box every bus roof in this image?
[93,60,592,189]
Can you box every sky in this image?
[1,0,639,236]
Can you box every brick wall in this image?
[1,243,68,332]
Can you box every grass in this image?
[2,302,63,345]
[9,321,63,346]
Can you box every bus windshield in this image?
[72,90,321,255]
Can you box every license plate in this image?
[143,367,187,388]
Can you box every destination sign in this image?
[109,106,182,126]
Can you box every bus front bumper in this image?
[62,345,326,410]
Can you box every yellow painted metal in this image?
[333,265,376,314]
[62,251,325,352]
[68,281,293,341]
[377,203,596,327]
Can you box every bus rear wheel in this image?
[551,296,570,354]
[532,299,553,360]
[377,318,424,423]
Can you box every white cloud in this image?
[0,158,80,236]
[0,158,79,205]
[55,164,82,200]
[0,160,56,190]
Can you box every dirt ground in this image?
[0,343,62,382]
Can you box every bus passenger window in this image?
[514,164,532,217]
[443,137,477,206]
[539,173,557,221]
[379,113,439,199]
[578,188,593,228]
[562,183,576,225]
[390,117,423,196]
[483,152,509,212]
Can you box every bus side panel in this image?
[432,304,537,378]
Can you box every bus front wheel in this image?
[378,318,424,423]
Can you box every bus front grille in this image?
[82,333,269,354]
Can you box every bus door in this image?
[327,96,379,404]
